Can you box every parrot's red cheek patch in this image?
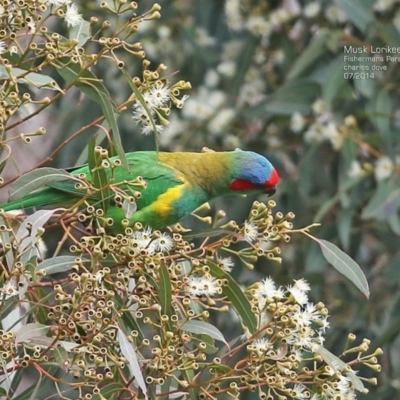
[229,179,257,191]
[266,168,279,188]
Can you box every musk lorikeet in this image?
[0,151,279,231]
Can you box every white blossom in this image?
[185,276,220,296]
[344,114,357,127]
[243,220,258,242]
[291,383,309,399]
[157,25,171,39]
[324,5,348,23]
[312,99,327,115]
[375,156,393,181]
[218,257,234,273]
[348,160,363,178]
[64,3,83,27]
[269,8,293,28]
[208,108,235,134]
[374,0,397,11]
[153,232,173,253]
[323,121,343,150]
[251,338,271,356]
[0,41,6,55]
[141,122,164,136]
[9,46,18,55]
[245,16,273,37]
[256,277,276,298]
[225,0,244,31]
[217,61,237,77]
[143,83,170,109]
[255,277,285,302]
[131,227,157,254]
[182,88,226,121]
[303,2,321,18]
[204,70,220,87]
[288,285,309,305]
[290,112,306,133]
[195,27,216,47]
[304,122,324,143]
[293,278,311,293]
[0,280,19,297]
[132,85,171,136]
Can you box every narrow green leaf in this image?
[9,168,72,201]
[0,66,63,92]
[180,320,227,345]
[373,88,393,156]
[315,345,365,392]
[159,377,173,400]
[11,367,59,400]
[117,327,148,399]
[55,59,128,168]
[36,255,78,275]
[317,239,369,298]
[362,180,400,221]
[321,57,348,106]
[262,80,320,116]
[53,345,68,368]
[181,369,198,399]
[159,262,172,315]
[181,227,231,240]
[208,262,257,334]
[121,67,160,152]
[0,145,11,175]
[93,383,126,400]
[287,34,327,80]
[15,323,49,344]
[88,136,110,212]
[16,209,60,244]
[0,219,14,268]
[69,20,91,47]
[194,334,218,354]
[117,302,145,343]
[334,0,374,33]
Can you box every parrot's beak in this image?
[264,187,276,196]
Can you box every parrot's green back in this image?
[1,151,279,231]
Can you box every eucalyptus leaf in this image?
[117,327,148,399]
[334,0,374,33]
[317,239,370,298]
[36,255,78,275]
[55,59,127,168]
[88,136,110,212]
[69,20,91,47]
[9,168,72,202]
[159,262,172,315]
[15,323,49,344]
[15,209,59,245]
[0,66,62,91]
[208,262,257,334]
[315,345,365,391]
[180,320,227,345]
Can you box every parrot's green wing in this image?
[45,151,189,230]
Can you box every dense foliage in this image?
[1,0,398,399]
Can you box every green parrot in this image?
[0,151,279,231]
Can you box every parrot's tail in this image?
[0,189,72,213]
